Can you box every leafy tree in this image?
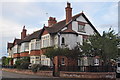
[44,47,69,62]
[2,56,7,65]
[81,29,120,65]
[44,46,81,76]
[2,56,12,66]
[44,46,81,62]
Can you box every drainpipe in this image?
[57,32,60,48]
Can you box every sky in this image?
[0,0,119,57]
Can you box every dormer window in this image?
[78,24,85,32]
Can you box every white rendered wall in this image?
[12,45,18,53]
[76,15,87,23]
[72,15,95,35]
[60,34,77,49]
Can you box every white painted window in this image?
[36,57,39,59]
[94,58,99,66]
[25,43,29,51]
[20,42,29,52]
[17,46,21,53]
[31,40,40,50]
[41,55,46,59]
[61,58,65,65]
[42,35,50,48]
[78,25,85,32]
[35,41,40,49]
[21,43,25,52]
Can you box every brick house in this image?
[7,2,100,67]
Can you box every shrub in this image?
[40,65,52,70]
[20,62,30,69]
[15,58,30,69]
[31,64,43,73]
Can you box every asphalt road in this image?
[1,71,119,80]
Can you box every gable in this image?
[71,13,99,36]
[13,39,21,45]
[42,29,49,36]
[76,15,87,23]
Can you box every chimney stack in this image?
[65,2,72,24]
[48,17,57,27]
[21,26,27,39]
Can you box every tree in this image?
[44,46,81,63]
[2,56,7,65]
[44,47,69,63]
[2,56,12,66]
[80,29,120,65]
[44,46,81,76]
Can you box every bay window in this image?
[30,40,40,50]
[20,42,29,52]
[42,35,50,48]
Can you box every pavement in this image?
[1,71,119,80]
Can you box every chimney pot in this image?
[48,17,57,27]
[67,2,70,7]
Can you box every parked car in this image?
[116,62,120,78]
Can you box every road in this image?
[1,71,119,80]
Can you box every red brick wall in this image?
[42,30,48,35]
[13,53,20,58]
[30,50,40,56]
[29,49,47,56]
[53,56,77,71]
[21,29,27,39]
[60,71,115,79]
[54,56,77,66]
[20,52,29,57]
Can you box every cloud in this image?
[1,2,118,57]
[74,2,118,34]
[0,18,41,57]
[2,2,48,25]
[1,19,22,38]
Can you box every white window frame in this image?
[78,24,85,32]
[61,58,65,65]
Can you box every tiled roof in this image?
[10,12,99,46]
[13,39,21,45]
[44,12,99,35]
[60,29,78,34]
[20,29,42,43]
[45,13,82,34]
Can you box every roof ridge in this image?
[47,12,82,29]
[24,29,42,39]
[56,12,82,25]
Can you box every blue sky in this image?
[0,1,119,57]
